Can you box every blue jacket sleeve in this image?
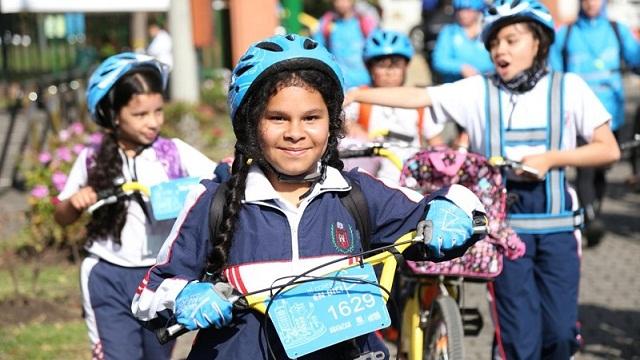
[618,23,640,69]
[431,25,466,78]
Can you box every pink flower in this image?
[69,122,84,135]
[72,143,85,155]
[89,132,103,145]
[38,151,52,164]
[51,171,68,192]
[56,147,73,162]
[31,185,49,199]
[58,129,70,141]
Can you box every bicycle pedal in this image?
[460,307,483,336]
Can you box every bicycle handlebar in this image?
[156,215,488,345]
[87,181,150,213]
[488,156,541,179]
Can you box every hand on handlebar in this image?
[174,281,237,331]
[69,186,98,212]
[488,156,543,180]
[423,198,476,259]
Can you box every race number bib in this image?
[149,177,200,221]
[269,263,390,358]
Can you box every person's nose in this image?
[147,112,164,130]
[283,119,305,142]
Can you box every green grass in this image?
[0,320,89,360]
[0,260,80,300]
[0,258,88,359]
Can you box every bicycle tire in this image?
[423,295,464,360]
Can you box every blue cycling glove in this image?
[174,281,235,330]
[424,198,474,258]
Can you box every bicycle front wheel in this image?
[423,295,464,360]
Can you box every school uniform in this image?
[58,137,216,359]
[424,72,611,359]
[132,166,483,359]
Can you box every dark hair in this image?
[525,21,553,68]
[204,69,345,275]
[86,68,164,245]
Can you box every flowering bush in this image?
[20,121,101,255]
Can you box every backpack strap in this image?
[561,24,574,72]
[152,137,186,180]
[609,20,626,71]
[208,181,230,249]
[339,180,371,252]
[321,12,336,50]
[357,103,372,131]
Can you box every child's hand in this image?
[69,187,98,211]
[343,88,359,107]
[174,281,235,330]
[460,64,478,78]
[520,153,551,180]
[424,198,474,259]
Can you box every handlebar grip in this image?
[157,323,189,345]
[339,148,375,158]
[385,131,414,143]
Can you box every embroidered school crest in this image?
[330,221,355,253]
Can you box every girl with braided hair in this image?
[132,34,484,359]
[54,53,216,359]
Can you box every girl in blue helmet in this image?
[345,0,621,358]
[431,0,494,84]
[131,34,486,359]
[343,28,444,182]
[54,52,216,359]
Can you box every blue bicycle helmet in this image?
[227,34,344,123]
[453,0,486,11]
[86,52,170,128]
[481,0,555,49]
[362,29,414,64]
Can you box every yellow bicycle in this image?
[159,216,487,359]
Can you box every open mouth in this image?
[495,59,510,71]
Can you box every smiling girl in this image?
[345,0,620,358]
[131,34,486,359]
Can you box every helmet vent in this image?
[285,34,296,41]
[234,65,253,78]
[255,41,284,52]
[240,54,254,61]
[488,7,497,15]
[372,38,381,46]
[511,0,521,8]
[303,38,318,49]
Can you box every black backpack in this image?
[208,179,371,253]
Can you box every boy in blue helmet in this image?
[54,52,216,359]
[132,34,486,359]
[343,28,444,182]
[550,0,640,247]
[345,0,622,358]
[431,0,494,84]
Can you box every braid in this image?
[86,133,127,245]
[205,149,250,275]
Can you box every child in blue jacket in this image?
[132,34,485,359]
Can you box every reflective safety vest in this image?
[484,72,583,234]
